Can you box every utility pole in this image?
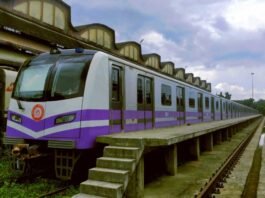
[251,72,254,99]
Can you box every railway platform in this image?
[97,115,259,147]
[73,115,260,198]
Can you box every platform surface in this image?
[97,115,259,146]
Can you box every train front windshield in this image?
[13,54,93,101]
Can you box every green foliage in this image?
[217,92,232,100]
[234,98,265,115]
[0,154,79,198]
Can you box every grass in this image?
[0,152,79,198]
[241,147,262,198]
[242,124,264,198]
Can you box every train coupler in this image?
[10,144,54,178]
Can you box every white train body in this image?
[6,49,258,149]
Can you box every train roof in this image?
[41,48,97,57]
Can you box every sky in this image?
[64,0,265,101]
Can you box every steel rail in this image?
[37,185,70,198]
[195,122,259,198]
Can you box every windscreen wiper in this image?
[17,99,24,111]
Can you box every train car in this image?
[0,66,17,154]
[0,67,17,128]
[0,67,17,150]
[5,49,258,180]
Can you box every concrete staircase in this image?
[73,140,144,198]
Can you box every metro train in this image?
[5,48,258,180]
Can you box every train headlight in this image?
[11,114,22,123]
[55,114,75,125]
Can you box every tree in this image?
[235,98,265,115]
[217,92,232,100]
[218,92,224,97]
[224,92,232,100]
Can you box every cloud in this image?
[215,82,244,92]
[224,0,265,31]
[139,31,184,64]
[63,0,265,101]
[214,82,265,101]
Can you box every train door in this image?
[137,75,153,129]
[211,97,215,120]
[197,93,203,122]
[110,65,123,133]
[226,102,228,119]
[220,99,223,120]
[176,86,185,125]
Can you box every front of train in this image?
[5,49,99,180]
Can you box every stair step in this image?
[96,157,136,173]
[104,146,140,159]
[72,193,105,198]
[80,180,123,198]
[89,167,129,187]
[103,138,144,147]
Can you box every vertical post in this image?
[164,144,177,175]
[126,156,144,198]
[251,72,254,99]
[200,133,213,152]
[189,138,200,160]
[213,131,222,145]
[222,129,228,141]
[228,127,233,139]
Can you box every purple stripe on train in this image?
[155,111,178,118]
[82,109,109,120]
[186,112,199,116]
[109,124,122,133]
[124,110,145,119]
[110,110,121,120]
[8,108,231,141]
[145,111,153,119]
[8,109,120,132]
[8,109,185,133]
[124,123,145,132]
[7,126,34,139]
[8,111,45,132]
[8,110,82,132]
[7,125,110,149]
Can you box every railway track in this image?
[195,120,260,198]
[37,185,70,198]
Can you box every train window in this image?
[161,84,171,106]
[112,68,120,101]
[14,63,52,99]
[176,86,185,111]
[145,78,152,104]
[216,101,219,110]
[51,62,84,98]
[137,77,143,104]
[189,98,195,108]
[205,97,209,109]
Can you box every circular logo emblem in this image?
[31,104,45,121]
